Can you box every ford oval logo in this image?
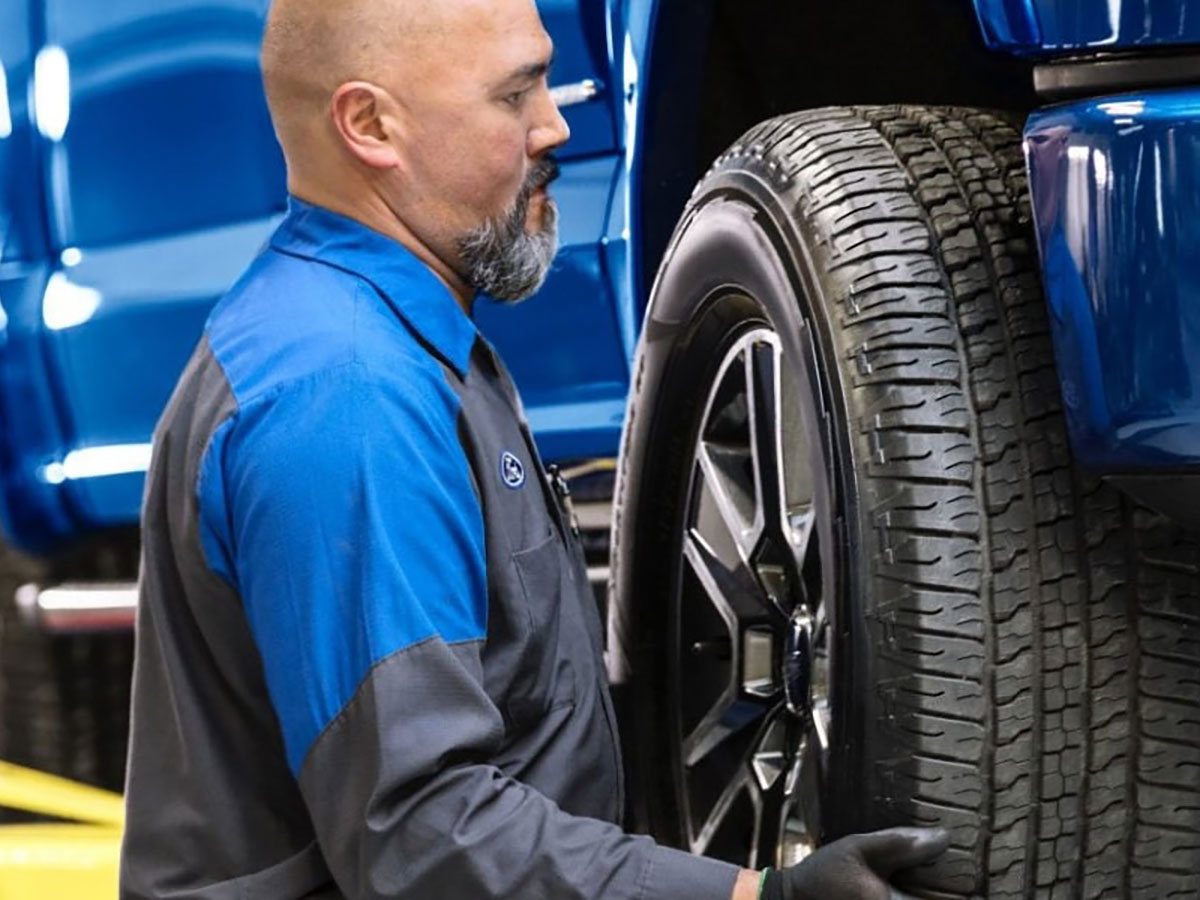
[500,451,526,489]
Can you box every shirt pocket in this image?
[506,531,577,725]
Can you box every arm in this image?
[733,870,761,900]
[215,365,739,899]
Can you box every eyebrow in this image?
[500,49,556,86]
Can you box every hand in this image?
[759,827,951,900]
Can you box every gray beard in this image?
[457,163,559,304]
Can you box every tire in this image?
[610,105,1200,898]
[0,544,133,801]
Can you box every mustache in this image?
[526,156,560,194]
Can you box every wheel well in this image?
[636,0,1038,299]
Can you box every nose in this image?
[529,89,571,157]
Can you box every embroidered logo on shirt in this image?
[500,451,526,490]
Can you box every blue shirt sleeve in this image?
[197,361,487,774]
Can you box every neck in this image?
[289,178,475,314]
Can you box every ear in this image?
[329,81,402,170]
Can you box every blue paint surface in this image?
[0,0,46,266]
[0,0,630,552]
[1026,89,1200,469]
[974,0,1200,54]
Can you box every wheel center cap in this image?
[783,609,814,719]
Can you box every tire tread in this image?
[707,106,1200,898]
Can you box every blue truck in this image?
[3,0,1200,896]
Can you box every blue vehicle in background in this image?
[3,0,1200,895]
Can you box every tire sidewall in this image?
[612,166,878,847]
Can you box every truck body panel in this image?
[1025,88,1200,471]
[0,0,629,552]
[974,0,1200,54]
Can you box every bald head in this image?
[258,0,570,306]
[263,0,422,163]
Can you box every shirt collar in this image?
[269,196,477,377]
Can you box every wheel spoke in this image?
[683,529,766,631]
[779,733,824,867]
[691,768,753,857]
[750,714,790,794]
[749,713,796,868]
[779,328,822,524]
[681,534,775,766]
[810,603,832,752]
[812,595,828,634]
[695,443,759,565]
[811,693,832,755]
[682,688,779,768]
[748,338,826,624]
[747,341,785,540]
[787,507,817,577]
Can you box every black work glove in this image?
[760,827,951,900]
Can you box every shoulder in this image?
[196,249,472,500]
[205,248,446,410]
[233,360,461,456]
[201,357,477,574]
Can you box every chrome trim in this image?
[550,79,601,109]
[15,582,138,632]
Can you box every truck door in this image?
[30,0,285,533]
[20,0,624,545]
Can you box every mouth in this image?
[515,158,560,233]
[531,157,561,193]
[526,189,552,230]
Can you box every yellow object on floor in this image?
[0,762,122,899]
[0,762,124,826]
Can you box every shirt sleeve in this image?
[202,362,739,900]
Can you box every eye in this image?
[504,89,530,108]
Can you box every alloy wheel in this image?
[672,323,835,869]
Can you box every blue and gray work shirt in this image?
[120,198,740,899]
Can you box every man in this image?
[120,0,949,897]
